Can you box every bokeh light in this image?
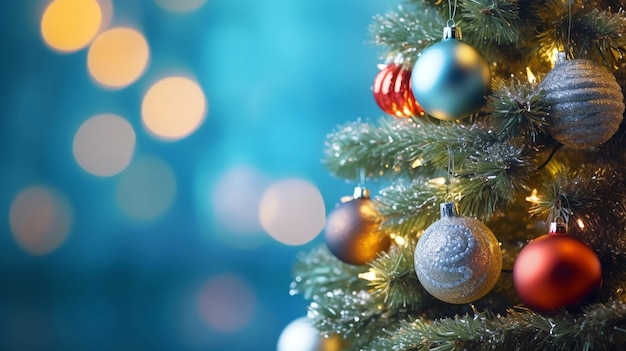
[41,0,102,52]
[115,156,177,220]
[142,76,207,141]
[87,27,150,89]
[197,274,257,332]
[259,179,325,245]
[9,185,73,256]
[96,0,114,32]
[212,165,268,235]
[72,114,136,177]
[209,165,271,249]
[155,0,207,13]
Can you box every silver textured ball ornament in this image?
[414,202,502,304]
[411,25,491,121]
[539,54,624,149]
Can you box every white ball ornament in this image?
[277,317,343,351]
[414,202,502,304]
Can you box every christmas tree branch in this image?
[459,0,521,46]
[375,178,446,236]
[374,145,535,233]
[369,302,626,351]
[307,286,415,351]
[307,288,386,351]
[291,246,369,300]
[454,139,535,219]
[360,241,427,310]
[529,164,626,243]
[323,118,501,181]
[370,3,446,62]
[533,4,626,70]
[576,9,626,70]
[324,118,424,181]
[484,77,550,140]
[599,123,626,163]
[325,117,538,224]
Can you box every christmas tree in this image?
[288,0,626,350]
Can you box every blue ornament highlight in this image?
[411,26,491,121]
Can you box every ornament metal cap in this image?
[548,216,568,234]
[439,202,458,218]
[555,51,567,65]
[443,25,462,40]
[352,186,370,199]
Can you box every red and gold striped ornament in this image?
[373,58,424,118]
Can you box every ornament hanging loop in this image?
[566,0,572,55]
[444,146,456,203]
[557,0,574,60]
[358,168,366,187]
[548,194,571,234]
[447,0,458,22]
[353,169,370,199]
[444,0,460,39]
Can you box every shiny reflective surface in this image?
[411,38,491,120]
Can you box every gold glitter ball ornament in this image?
[414,202,502,304]
[539,55,624,149]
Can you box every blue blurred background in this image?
[0,0,394,350]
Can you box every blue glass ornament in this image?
[411,25,491,121]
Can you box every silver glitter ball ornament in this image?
[414,203,502,304]
[539,55,624,149]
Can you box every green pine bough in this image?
[291,1,626,350]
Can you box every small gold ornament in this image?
[324,187,391,265]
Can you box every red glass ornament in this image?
[373,63,424,118]
[513,221,602,312]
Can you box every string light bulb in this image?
[526,67,536,84]
[525,189,540,203]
